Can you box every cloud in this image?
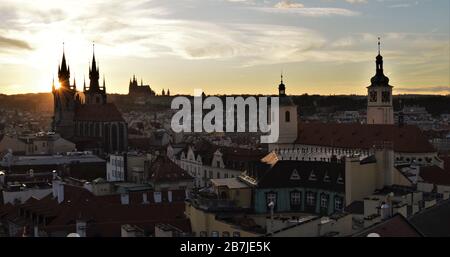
[345,0,368,4]
[396,86,450,93]
[0,35,32,50]
[257,6,360,17]
[274,1,304,9]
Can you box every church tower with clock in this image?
[367,38,394,125]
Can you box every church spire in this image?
[58,42,70,88]
[89,42,100,92]
[376,37,384,74]
[370,37,390,87]
[278,72,286,96]
[378,37,381,56]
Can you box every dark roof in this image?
[355,214,423,237]
[409,200,450,237]
[0,184,190,237]
[345,201,364,215]
[75,103,125,122]
[295,122,435,153]
[149,156,193,183]
[419,165,450,186]
[191,139,267,167]
[254,159,345,192]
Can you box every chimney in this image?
[168,190,173,203]
[57,182,64,203]
[121,193,129,205]
[76,220,87,237]
[34,226,39,237]
[142,193,149,204]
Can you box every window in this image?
[335,197,343,211]
[320,194,329,208]
[382,91,391,102]
[323,172,331,183]
[290,191,302,210]
[232,232,241,237]
[200,231,207,237]
[309,170,317,181]
[217,173,221,179]
[216,161,220,167]
[222,231,230,237]
[209,170,213,178]
[369,91,377,102]
[290,169,300,180]
[211,231,219,237]
[285,111,291,122]
[337,174,344,184]
[306,192,316,206]
[224,173,228,178]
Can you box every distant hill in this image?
[0,93,448,117]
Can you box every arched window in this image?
[285,111,291,122]
[112,123,118,152]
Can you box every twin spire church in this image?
[52,45,127,154]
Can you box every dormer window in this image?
[309,170,317,181]
[290,169,300,180]
[337,173,344,184]
[323,172,331,183]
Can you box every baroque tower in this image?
[274,74,298,145]
[367,38,394,125]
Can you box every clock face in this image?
[382,91,391,103]
[369,91,377,102]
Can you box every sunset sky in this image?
[0,0,448,95]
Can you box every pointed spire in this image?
[73,76,76,88]
[91,42,97,71]
[61,42,67,70]
[52,76,55,91]
[141,78,143,86]
[102,74,106,90]
[278,72,286,96]
[83,76,87,91]
[378,37,381,56]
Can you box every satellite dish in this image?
[67,233,80,237]
[367,233,381,237]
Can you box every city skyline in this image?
[0,0,449,96]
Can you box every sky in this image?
[0,0,449,96]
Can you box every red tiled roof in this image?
[420,165,450,186]
[295,122,435,153]
[150,156,193,183]
[75,103,124,122]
